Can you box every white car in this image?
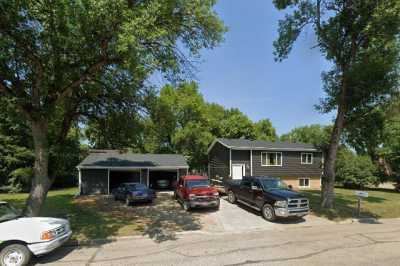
[0,201,72,266]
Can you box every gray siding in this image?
[81,169,108,195]
[208,142,229,179]
[252,150,323,177]
[231,150,251,176]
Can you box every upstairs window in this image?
[261,152,282,166]
[301,153,313,164]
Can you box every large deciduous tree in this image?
[273,0,400,208]
[0,0,226,216]
[280,124,332,151]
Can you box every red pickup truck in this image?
[175,175,220,211]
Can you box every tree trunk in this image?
[321,81,348,209]
[321,104,346,208]
[24,119,51,217]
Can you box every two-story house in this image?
[208,138,323,190]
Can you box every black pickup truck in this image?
[224,176,309,221]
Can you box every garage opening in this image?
[109,170,140,191]
[149,170,177,190]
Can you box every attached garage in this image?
[77,150,189,195]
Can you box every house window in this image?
[299,178,310,188]
[301,153,313,164]
[261,152,282,166]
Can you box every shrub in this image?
[335,149,379,189]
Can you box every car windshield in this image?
[186,179,210,188]
[126,184,146,190]
[260,179,288,191]
[0,203,20,222]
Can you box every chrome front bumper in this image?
[28,230,72,256]
[274,207,309,217]
[189,198,220,208]
[275,198,309,217]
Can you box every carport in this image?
[109,170,140,191]
[149,170,178,190]
[77,150,189,195]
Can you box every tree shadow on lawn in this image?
[71,193,203,243]
[136,194,203,242]
[304,190,383,220]
[2,191,204,243]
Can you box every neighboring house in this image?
[208,138,323,190]
[77,150,189,195]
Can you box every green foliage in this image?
[280,124,332,149]
[0,0,226,212]
[141,82,277,170]
[254,119,277,141]
[220,109,256,140]
[273,0,400,206]
[344,96,400,184]
[335,149,379,189]
[0,99,34,192]
[274,0,400,115]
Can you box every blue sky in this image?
[154,0,335,135]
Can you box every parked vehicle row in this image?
[111,175,309,223]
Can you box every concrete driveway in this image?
[200,196,334,233]
[33,218,400,266]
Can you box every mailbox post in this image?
[354,191,369,218]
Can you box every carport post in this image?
[107,168,110,194]
[78,168,82,195]
[147,168,149,187]
[176,169,179,180]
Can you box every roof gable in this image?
[208,138,318,152]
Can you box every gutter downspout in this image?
[107,169,110,195]
[229,148,232,177]
[250,149,253,176]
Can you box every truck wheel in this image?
[0,244,32,266]
[183,201,191,211]
[227,191,236,204]
[261,204,276,222]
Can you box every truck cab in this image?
[0,201,72,266]
[224,176,309,221]
[175,175,220,211]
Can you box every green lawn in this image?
[303,187,400,220]
[0,188,202,242]
[2,187,400,241]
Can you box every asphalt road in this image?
[33,218,400,266]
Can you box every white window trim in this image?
[261,152,283,167]
[298,178,310,188]
[301,152,313,165]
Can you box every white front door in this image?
[232,164,245,180]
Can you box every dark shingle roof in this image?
[78,150,189,168]
[211,138,318,151]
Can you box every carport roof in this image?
[78,150,189,169]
